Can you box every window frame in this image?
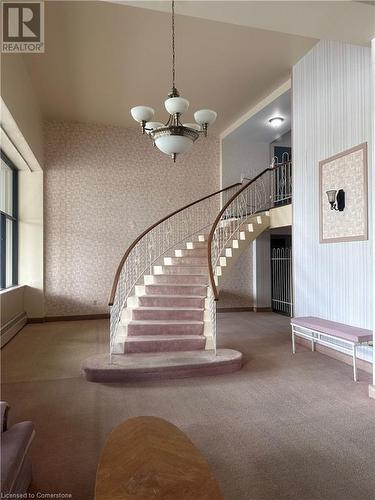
[0,151,18,290]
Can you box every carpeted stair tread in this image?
[126,334,206,341]
[83,349,243,382]
[129,320,204,325]
[132,307,205,311]
[139,294,206,299]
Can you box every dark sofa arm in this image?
[0,402,10,433]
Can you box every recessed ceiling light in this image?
[269,116,284,128]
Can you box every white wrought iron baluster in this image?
[208,286,217,354]
[238,196,241,240]
[110,176,278,362]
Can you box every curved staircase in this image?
[83,167,281,382]
[122,235,209,355]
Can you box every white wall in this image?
[220,133,270,308]
[293,40,372,362]
[1,55,44,331]
[0,286,27,346]
[220,88,292,309]
[222,137,270,186]
[1,55,43,170]
[19,170,44,318]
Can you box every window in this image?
[0,152,18,289]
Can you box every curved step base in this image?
[82,349,242,383]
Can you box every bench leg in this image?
[311,339,315,352]
[292,328,296,354]
[353,345,357,382]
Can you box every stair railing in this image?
[108,182,241,357]
[208,168,274,301]
[271,155,292,205]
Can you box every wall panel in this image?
[293,40,372,361]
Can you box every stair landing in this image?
[82,349,242,382]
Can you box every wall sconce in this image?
[326,189,345,211]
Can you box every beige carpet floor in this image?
[1,312,374,500]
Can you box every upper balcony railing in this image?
[270,154,292,206]
[208,157,292,300]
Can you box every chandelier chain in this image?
[129,0,216,160]
[172,0,175,92]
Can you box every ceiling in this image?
[21,1,373,135]
[23,1,318,134]
[227,90,291,145]
[116,1,375,46]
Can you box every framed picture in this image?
[319,142,368,243]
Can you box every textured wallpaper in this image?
[44,121,220,316]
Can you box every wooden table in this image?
[95,416,224,500]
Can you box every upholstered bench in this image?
[290,317,372,382]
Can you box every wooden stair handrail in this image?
[207,167,273,301]
[108,182,241,306]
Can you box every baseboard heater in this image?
[1,312,27,348]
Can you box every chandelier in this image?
[130,0,217,162]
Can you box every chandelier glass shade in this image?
[130,1,217,161]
